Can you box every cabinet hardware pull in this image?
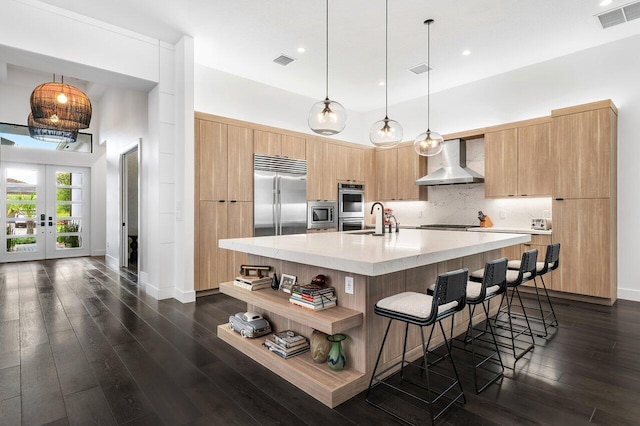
[219,200,226,203]
[555,198,564,201]
[230,200,237,203]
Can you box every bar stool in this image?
[469,250,538,365]
[507,243,560,337]
[366,269,468,425]
[461,258,508,394]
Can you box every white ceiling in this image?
[33,0,640,111]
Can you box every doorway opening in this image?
[120,145,139,274]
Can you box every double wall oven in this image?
[338,183,365,231]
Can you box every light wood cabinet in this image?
[500,234,554,289]
[552,198,612,298]
[255,130,306,160]
[197,201,228,291]
[198,120,253,202]
[552,107,615,199]
[485,122,552,198]
[517,123,552,196]
[226,201,254,282]
[337,145,365,183]
[375,144,427,201]
[307,138,337,200]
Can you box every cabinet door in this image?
[227,125,254,202]
[553,198,610,297]
[397,145,426,201]
[553,108,613,199]
[364,149,376,202]
[227,201,253,282]
[307,138,337,201]
[254,130,282,156]
[375,148,397,200]
[485,129,518,197]
[197,200,228,290]
[282,135,306,160]
[518,123,552,197]
[199,121,228,201]
[336,145,365,182]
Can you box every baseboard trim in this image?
[618,287,640,303]
[174,288,196,303]
[105,255,119,270]
[92,249,107,256]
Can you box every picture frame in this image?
[280,273,297,293]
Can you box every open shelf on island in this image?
[217,324,367,408]
[219,281,363,335]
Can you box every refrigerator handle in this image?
[272,176,277,234]
[277,175,282,235]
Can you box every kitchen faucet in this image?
[387,214,399,233]
[371,202,385,235]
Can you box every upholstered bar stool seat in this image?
[366,269,468,425]
[470,269,531,284]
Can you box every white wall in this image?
[195,65,366,144]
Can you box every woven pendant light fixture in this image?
[30,75,92,130]
[28,113,78,144]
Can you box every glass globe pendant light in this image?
[370,0,403,148]
[414,19,443,156]
[308,0,346,135]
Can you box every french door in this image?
[1,163,91,262]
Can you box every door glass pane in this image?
[56,171,83,186]
[6,168,37,185]
[55,170,84,251]
[6,236,37,253]
[56,235,82,249]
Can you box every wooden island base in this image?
[218,248,504,407]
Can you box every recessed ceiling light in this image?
[379,81,385,86]
[462,49,471,56]
[297,47,305,53]
[600,0,613,6]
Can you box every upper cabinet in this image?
[336,145,366,183]
[254,130,306,160]
[307,137,337,201]
[197,119,253,202]
[484,120,552,198]
[375,143,427,201]
[552,102,617,199]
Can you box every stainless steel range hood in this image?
[415,139,484,186]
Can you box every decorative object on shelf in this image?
[27,112,78,143]
[370,0,402,148]
[413,19,444,157]
[271,269,280,290]
[228,312,272,338]
[308,0,346,135]
[327,333,347,371]
[310,330,332,363]
[280,273,297,293]
[239,264,271,278]
[263,330,310,359]
[30,75,92,130]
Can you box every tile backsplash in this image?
[367,138,553,230]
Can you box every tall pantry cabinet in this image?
[195,115,254,291]
[551,100,617,304]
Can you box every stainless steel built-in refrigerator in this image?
[254,154,307,237]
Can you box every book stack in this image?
[263,330,310,359]
[289,283,337,311]
[233,275,272,291]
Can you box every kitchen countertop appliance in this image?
[338,183,365,231]
[254,154,307,236]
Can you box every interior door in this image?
[0,163,90,262]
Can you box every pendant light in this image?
[308,0,346,135]
[28,113,78,144]
[369,0,403,148]
[413,19,443,157]
[30,75,92,130]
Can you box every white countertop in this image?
[219,229,530,277]
[467,227,552,235]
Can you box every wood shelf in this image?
[217,325,367,408]
[219,281,363,335]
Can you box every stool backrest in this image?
[542,243,561,273]
[511,249,538,286]
[480,257,508,299]
[431,268,468,320]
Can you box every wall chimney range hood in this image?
[415,139,484,186]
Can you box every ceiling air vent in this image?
[409,63,432,75]
[273,54,295,66]
[596,0,640,29]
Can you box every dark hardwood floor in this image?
[1,257,639,425]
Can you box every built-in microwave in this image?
[338,183,365,219]
[307,201,337,229]
[339,218,365,232]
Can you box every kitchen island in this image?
[217,229,530,407]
